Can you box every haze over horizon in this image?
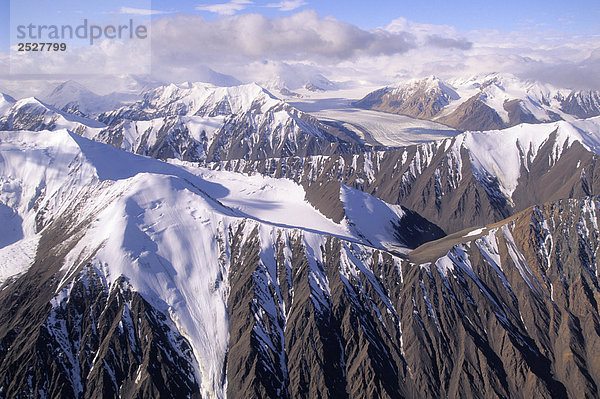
[0,0,598,97]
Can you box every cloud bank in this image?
[151,11,416,63]
[1,9,599,97]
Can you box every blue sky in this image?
[1,0,598,51]
[2,0,599,42]
[173,0,586,34]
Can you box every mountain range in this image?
[1,76,600,398]
[355,73,600,131]
[1,82,367,164]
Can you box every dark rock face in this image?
[225,224,410,399]
[406,197,600,399]
[393,206,447,249]
[210,130,600,236]
[503,99,540,125]
[355,79,600,132]
[354,82,510,132]
[353,87,390,109]
[0,264,200,399]
[303,180,346,223]
[436,95,505,131]
[559,91,600,119]
[2,190,600,398]
[302,180,446,249]
[223,198,600,398]
[354,79,458,120]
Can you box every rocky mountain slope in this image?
[0,93,16,115]
[2,76,600,398]
[403,196,600,398]
[0,82,367,163]
[0,97,106,135]
[355,74,600,131]
[354,76,460,120]
[211,117,600,235]
[96,82,366,162]
[0,129,444,397]
[1,129,599,398]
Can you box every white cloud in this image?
[195,0,253,16]
[425,35,472,50]
[265,0,307,11]
[118,7,176,16]
[2,11,599,97]
[150,11,415,64]
[386,18,460,41]
[378,16,600,89]
[4,38,152,78]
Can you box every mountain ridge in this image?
[2,73,600,398]
[208,117,600,234]
[355,73,600,131]
[2,129,599,397]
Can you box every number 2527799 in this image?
[17,43,67,51]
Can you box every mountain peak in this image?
[392,76,459,99]
[42,81,133,117]
[49,80,94,95]
[354,76,460,119]
[358,73,600,130]
[1,96,106,130]
[136,81,282,118]
[0,92,17,116]
[15,96,51,108]
[0,92,16,102]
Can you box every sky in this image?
[0,0,599,96]
[187,0,600,33]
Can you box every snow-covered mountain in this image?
[355,76,460,119]
[303,74,338,92]
[0,82,366,163]
[558,89,600,118]
[212,116,600,235]
[184,65,242,88]
[0,97,106,134]
[41,81,136,117]
[39,72,240,118]
[3,71,600,399]
[0,129,442,397]
[0,93,16,116]
[1,128,600,398]
[262,73,338,98]
[97,82,366,161]
[0,83,364,162]
[261,77,303,98]
[9,77,593,237]
[0,129,438,283]
[356,73,600,131]
[102,82,283,121]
